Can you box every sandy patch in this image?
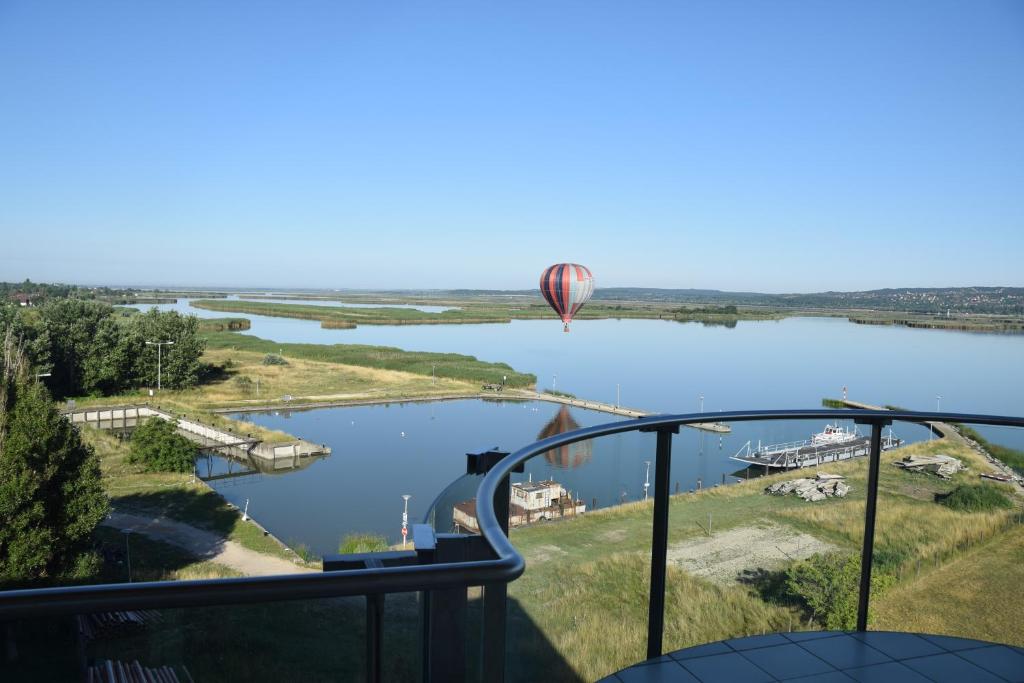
[528,544,570,563]
[667,523,834,586]
[600,528,629,543]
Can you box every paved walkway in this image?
[101,511,315,576]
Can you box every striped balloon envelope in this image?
[539,263,594,332]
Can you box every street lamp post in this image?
[401,495,411,548]
[432,364,436,385]
[699,395,704,413]
[145,340,174,391]
[616,383,620,408]
[553,375,557,391]
[643,461,652,501]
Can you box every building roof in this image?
[512,480,559,493]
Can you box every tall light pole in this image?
[145,340,174,391]
[552,374,557,391]
[699,395,704,413]
[643,461,651,501]
[616,383,620,408]
[401,495,411,548]
[431,364,436,385]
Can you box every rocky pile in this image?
[764,472,850,502]
[893,454,963,479]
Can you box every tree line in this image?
[1,299,205,398]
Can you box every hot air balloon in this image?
[539,263,594,332]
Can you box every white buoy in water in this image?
[400,431,406,437]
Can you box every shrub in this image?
[784,553,894,629]
[129,418,196,473]
[339,533,389,554]
[938,483,1014,513]
[234,375,253,393]
[262,353,288,366]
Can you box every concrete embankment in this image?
[66,404,331,464]
[211,390,733,433]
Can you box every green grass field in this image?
[202,331,537,387]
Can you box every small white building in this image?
[510,480,563,511]
[453,478,586,533]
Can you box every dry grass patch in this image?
[872,524,1024,646]
[508,552,797,682]
[194,348,479,407]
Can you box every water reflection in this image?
[539,406,593,469]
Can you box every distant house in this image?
[453,479,585,533]
[9,293,32,307]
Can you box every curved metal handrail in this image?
[0,409,1020,622]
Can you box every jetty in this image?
[65,404,330,471]
[519,390,732,433]
[210,390,733,433]
[840,399,961,441]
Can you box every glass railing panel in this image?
[504,429,657,683]
[2,596,387,683]
[659,418,868,653]
[868,420,1023,648]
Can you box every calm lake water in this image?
[146,296,1024,553]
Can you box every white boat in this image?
[811,423,858,445]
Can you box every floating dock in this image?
[731,431,902,470]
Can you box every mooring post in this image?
[639,423,678,659]
[855,417,890,631]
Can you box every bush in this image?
[938,483,1014,513]
[784,553,894,629]
[338,533,389,554]
[129,418,196,473]
[262,353,288,366]
[234,375,254,394]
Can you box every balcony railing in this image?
[0,408,1021,682]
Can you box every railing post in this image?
[640,424,679,659]
[855,418,890,631]
[365,591,384,683]
[423,534,469,683]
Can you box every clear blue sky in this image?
[2,1,1022,291]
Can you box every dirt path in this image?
[667,523,834,586]
[101,511,315,576]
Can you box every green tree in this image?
[128,309,205,390]
[38,299,120,398]
[129,417,197,473]
[0,331,108,588]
